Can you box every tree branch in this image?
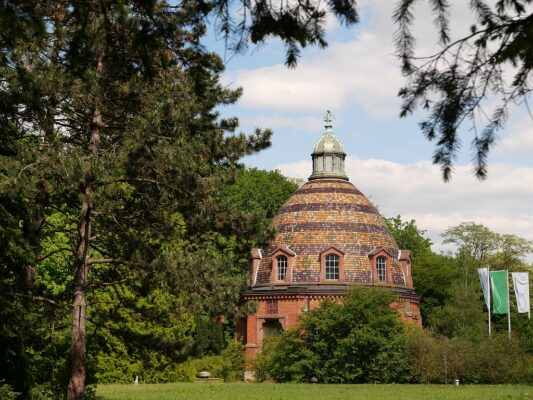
[86,258,134,266]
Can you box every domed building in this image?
[241,112,421,358]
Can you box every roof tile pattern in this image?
[255,179,406,287]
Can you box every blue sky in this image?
[206,0,533,256]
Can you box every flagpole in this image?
[527,272,531,319]
[507,270,511,340]
[488,266,491,337]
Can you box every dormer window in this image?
[269,247,296,284]
[319,247,345,282]
[376,256,387,282]
[325,254,339,280]
[277,256,287,281]
[368,248,393,284]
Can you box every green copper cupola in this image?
[309,111,348,181]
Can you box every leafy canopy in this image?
[394,0,533,180]
[267,287,413,383]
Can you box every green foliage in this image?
[190,355,225,378]
[406,329,533,384]
[386,216,456,325]
[191,340,245,382]
[219,340,246,382]
[90,284,196,385]
[394,0,533,179]
[215,168,299,266]
[142,362,196,384]
[190,316,226,358]
[218,168,298,226]
[0,382,19,400]
[1,0,344,396]
[266,287,412,383]
[94,354,142,385]
[442,222,500,262]
[252,337,279,382]
[427,282,487,339]
[386,216,432,259]
[0,0,307,396]
[166,364,197,383]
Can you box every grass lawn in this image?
[96,382,533,400]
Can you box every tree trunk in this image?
[67,189,91,400]
[67,55,103,398]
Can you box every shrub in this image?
[406,329,533,384]
[219,340,245,382]
[253,337,279,382]
[0,382,19,400]
[162,362,196,383]
[191,340,245,382]
[266,287,413,383]
[405,328,445,383]
[191,354,225,377]
[95,353,143,384]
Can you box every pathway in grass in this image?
[96,382,532,400]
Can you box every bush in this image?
[141,361,196,383]
[0,382,20,400]
[161,362,196,383]
[253,337,279,382]
[266,287,413,383]
[405,328,445,383]
[406,329,533,384]
[191,355,224,377]
[219,340,245,382]
[191,340,245,381]
[95,353,143,384]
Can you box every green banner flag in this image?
[490,271,508,315]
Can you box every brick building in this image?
[241,112,421,359]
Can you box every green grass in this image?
[96,382,533,400]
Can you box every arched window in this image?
[377,256,387,282]
[277,256,287,281]
[325,254,339,280]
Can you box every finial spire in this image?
[324,110,334,134]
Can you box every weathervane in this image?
[324,110,334,135]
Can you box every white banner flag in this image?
[512,272,530,314]
[478,267,490,309]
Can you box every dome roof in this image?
[313,132,345,154]
[253,178,405,286]
[271,179,399,259]
[252,111,408,289]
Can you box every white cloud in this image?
[276,157,533,255]
[228,31,404,115]
[225,0,499,117]
[241,114,323,132]
[494,117,533,156]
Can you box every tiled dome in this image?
[251,111,409,289]
[255,178,406,286]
